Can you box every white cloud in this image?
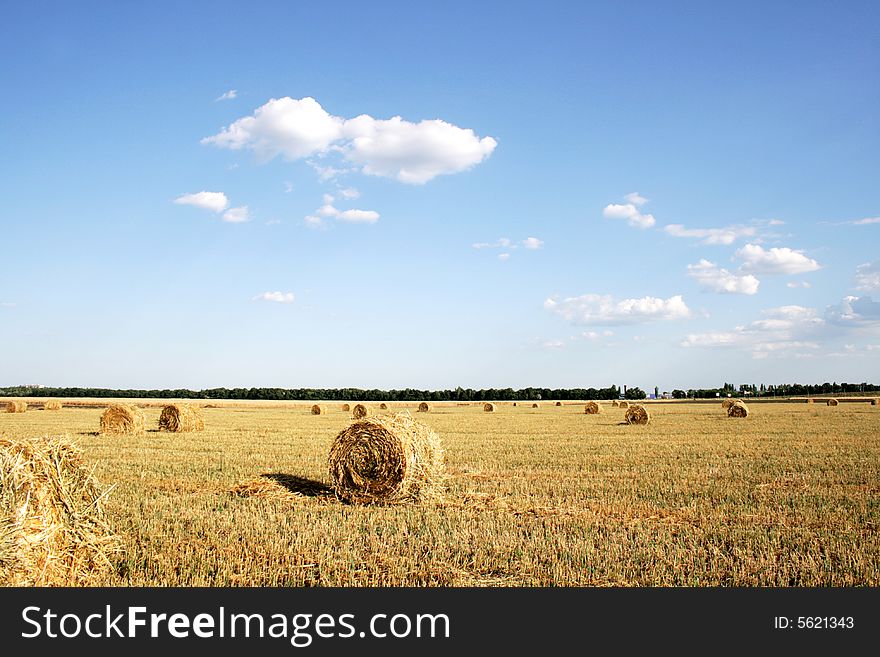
[252,291,294,304]
[339,187,360,200]
[308,162,352,182]
[265,219,281,226]
[174,191,229,213]
[337,209,379,224]
[222,206,250,223]
[825,296,880,325]
[304,215,324,228]
[542,340,564,349]
[203,96,497,184]
[735,243,821,275]
[521,237,543,249]
[602,202,655,229]
[852,217,880,225]
[687,259,760,295]
[215,89,237,102]
[498,253,510,261]
[624,192,648,206]
[768,219,785,226]
[545,293,690,326]
[787,281,812,289]
[664,223,756,245]
[855,261,880,291]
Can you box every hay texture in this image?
[584,402,601,415]
[310,404,325,416]
[618,401,629,409]
[5,401,27,413]
[721,399,735,410]
[624,405,650,425]
[806,399,815,405]
[483,402,495,413]
[728,401,749,418]
[99,404,145,435]
[827,399,839,406]
[417,402,430,412]
[0,436,120,586]
[341,404,351,412]
[43,400,62,411]
[328,412,444,505]
[352,404,369,420]
[872,399,878,406]
[158,404,204,432]
[611,400,619,408]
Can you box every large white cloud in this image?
[735,243,821,275]
[687,259,760,295]
[825,296,880,325]
[665,223,756,245]
[202,96,496,184]
[855,261,880,291]
[173,191,229,213]
[544,293,690,325]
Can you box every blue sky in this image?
[1,1,878,390]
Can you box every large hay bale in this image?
[827,398,839,406]
[99,404,145,435]
[584,402,601,415]
[43,400,63,411]
[5,401,27,413]
[341,403,351,412]
[483,402,495,413]
[379,403,388,410]
[417,402,430,412]
[0,436,120,585]
[721,399,735,410]
[352,404,369,419]
[328,413,444,505]
[310,404,325,416]
[624,405,650,425]
[158,404,205,431]
[618,400,629,409]
[728,401,749,418]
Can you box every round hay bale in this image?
[827,398,839,406]
[43,400,63,411]
[99,404,145,435]
[379,403,388,410]
[483,402,495,412]
[5,401,28,413]
[611,400,619,407]
[584,402,601,415]
[512,402,517,407]
[721,399,735,410]
[417,402,430,412]
[555,401,562,407]
[310,404,325,415]
[806,399,814,404]
[624,405,650,425]
[158,404,205,431]
[352,404,369,419]
[872,399,878,406]
[531,402,540,408]
[728,401,749,418]
[341,403,351,412]
[0,436,121,585]
[618,401,629,409]
[328,413,444,505]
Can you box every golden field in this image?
[2,400,878,586]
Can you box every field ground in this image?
[2,400,878,586]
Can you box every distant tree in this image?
[672,389,687,399]
[625,387,647,400]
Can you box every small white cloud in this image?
[825,295,880,325]
[768,219,785,226]
[687,259,760,295]
[521,237,543,249]
[322,193,335,204]
[602,202,655,229]
[222,206,250,223]
[174,191,229,213]
[852,217,880,225]
[339,187,360,200]
[308,162,351,182]
[215,89,237,102]
[498,252,510,261]
[265,219,282,226]
[664,223,756,245]
[545,293,690,326]
[542,340,565,349]
[735,243,821,275]
[337,209,379,223]
[304,215,324,228]
[787,281,812,289]
[855,261,880,291]
[624,192,648,206]
[253,291,294,304]
[283,181,294,193]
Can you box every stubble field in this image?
[2,400,878,586]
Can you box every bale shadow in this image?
[262,473,334,498]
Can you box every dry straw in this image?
[5,401,28,413]
[43,400,63,411]
[328,412,445,505]
[483,402,495,412]
[611,400,619,408]
[417,402,430,412]
[827,399,839,406]
[158,404,205,431]
[0,436,121,585]
[721,399,735,410]
[341,404,351,412]
[310,404,325,416]
[584,402,601,415]
[99,404,145,435]
[618,401,629,409]
[728,401,749,418]
[624,405,650,425]
[352,404,369,419]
